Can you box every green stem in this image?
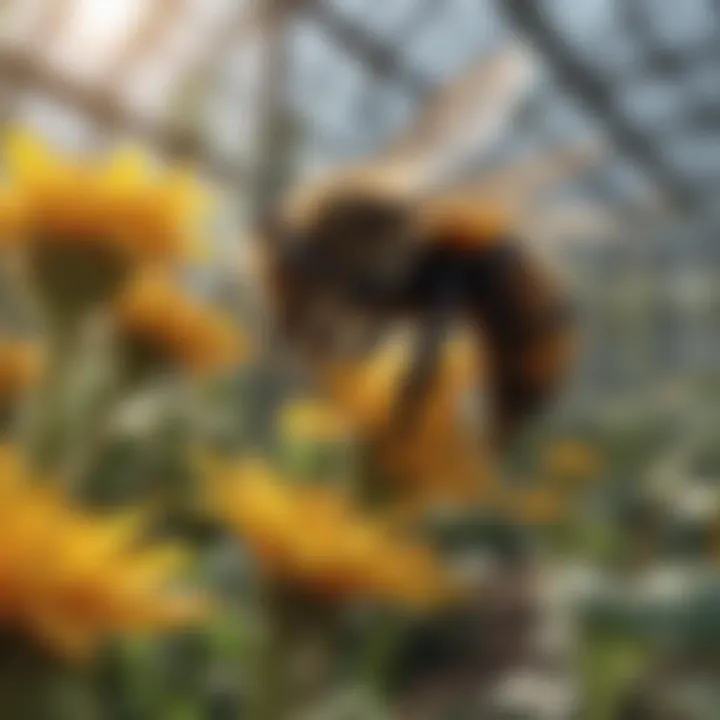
[44,328,159,503]
[360,611,405,701]
[21,317,81,476]
[0,637,99,720]
[252,586,288,720]
[251,589,338,720]
[62,369,126,504]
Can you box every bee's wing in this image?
[515,192,666,257]
[516,203,620,249]
[368,44,537,194]
[275,45,535,231]
[456,139,604,208]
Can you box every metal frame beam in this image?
[502,0,696,210]
[310,0,430,97]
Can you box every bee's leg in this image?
[389,321,443,439]
[388,287,455,438]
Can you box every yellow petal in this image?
[101,146,154,191]
[3,128,58,186]
[58,508,151,579]
[118,545,191,592]
[163,167,211,219]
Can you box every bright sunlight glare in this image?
[52,0,144,76]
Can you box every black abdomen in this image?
[464,240,575,446]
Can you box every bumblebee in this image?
[257,47,582,449]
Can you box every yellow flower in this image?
[210,458,451,607]
[0,447,205,660]
[114,272,244,378]
[0,340,41,408]
[542,440,603,482]
[278,399,351,443]
[0,128,209,312]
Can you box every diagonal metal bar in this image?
[24,0,75,50]
[170,2,258,115]
[310,0,431,98]
[104,0,189,84]
[0,44,246,182]
[0,0,75,122]
[347,0,439,156]
[501,0,696,210]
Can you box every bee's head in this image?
[279,171,420,279]
[258,174,421,359]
